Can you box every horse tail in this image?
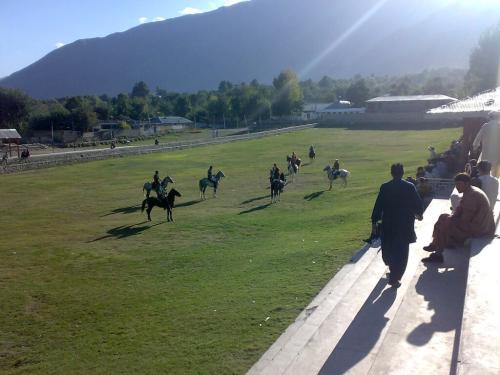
[199,179,203,191]
[141,199,147,213]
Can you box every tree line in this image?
[1,22,498,134]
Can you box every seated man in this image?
[477,160,499,209]
[423,173,496,263]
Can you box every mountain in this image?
[2,0,500,98]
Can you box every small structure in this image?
[149,116,194,131]
[366,95,456,113]
[0,129,22,157]
[302,101,364,120]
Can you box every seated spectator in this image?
[435,159,448,177]
[424,165,439,178]
[422,173,496,263]
[465,159,478,178]
[416,166,425,179]
[416,177,432,198]
[477,160,499,209]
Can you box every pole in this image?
[51,121,54,152]
[223,113,226,129]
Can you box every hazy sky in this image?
[0,0,247,78]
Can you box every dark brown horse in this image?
[141,188,182,222]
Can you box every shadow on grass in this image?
[304,190,325,201]
[89,221,162,241]
[101,204,142,217]
[241,195,269,205]
[176,200,202,208]
[239,203,272,215]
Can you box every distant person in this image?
[110,140,116,149]
[333,159,340,171]
[1,152,7,168]
[416,166,425,179]
[371,163,424,287]
[473,111,500,177]
[155,138,159,145]
[423,173,495,263]
[477,160,499,209]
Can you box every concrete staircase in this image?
[248,197,500,375]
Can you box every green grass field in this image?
[0,127,459,374]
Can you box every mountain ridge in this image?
[2,0,500,98]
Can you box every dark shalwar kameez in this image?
[371,178,423,282]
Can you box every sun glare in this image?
[444,0,500,6]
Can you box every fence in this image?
[1,124,317,174]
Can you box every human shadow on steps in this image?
[406,247,472,374]
[319,278,397,375]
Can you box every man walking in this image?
[371,163,424,287]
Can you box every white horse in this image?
[323,165,350,190]
[287,161,299,182]
[143,176,174,198]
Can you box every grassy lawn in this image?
[0,127,459,374]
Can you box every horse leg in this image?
[147,206,152,221]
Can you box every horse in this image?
[323,165,350,190]
[141,188,182,222]
[199,170,225,200]
[287,161,299,182]
[309,147,316,161]
[143,176,174,198]
[271,174,287,203]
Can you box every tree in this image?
[272,69,304,116]
[113,93,131,118]
[466,23,500,94]
[346,79,370,107]
[131,81,150,98]
[174,96,191,117]
[0,87,30,129]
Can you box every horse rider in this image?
[152,170,161,193]
[333,159,340,171]
[291,152,298,165]
[270,164,281,183]
[309,145,315,156]
[208,165,217,184]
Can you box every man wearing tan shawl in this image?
[423,173,496,263]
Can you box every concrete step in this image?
[247,198,451,375]
[247,245,380,375]
[457,200,500,375]
[458,237,500,375]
